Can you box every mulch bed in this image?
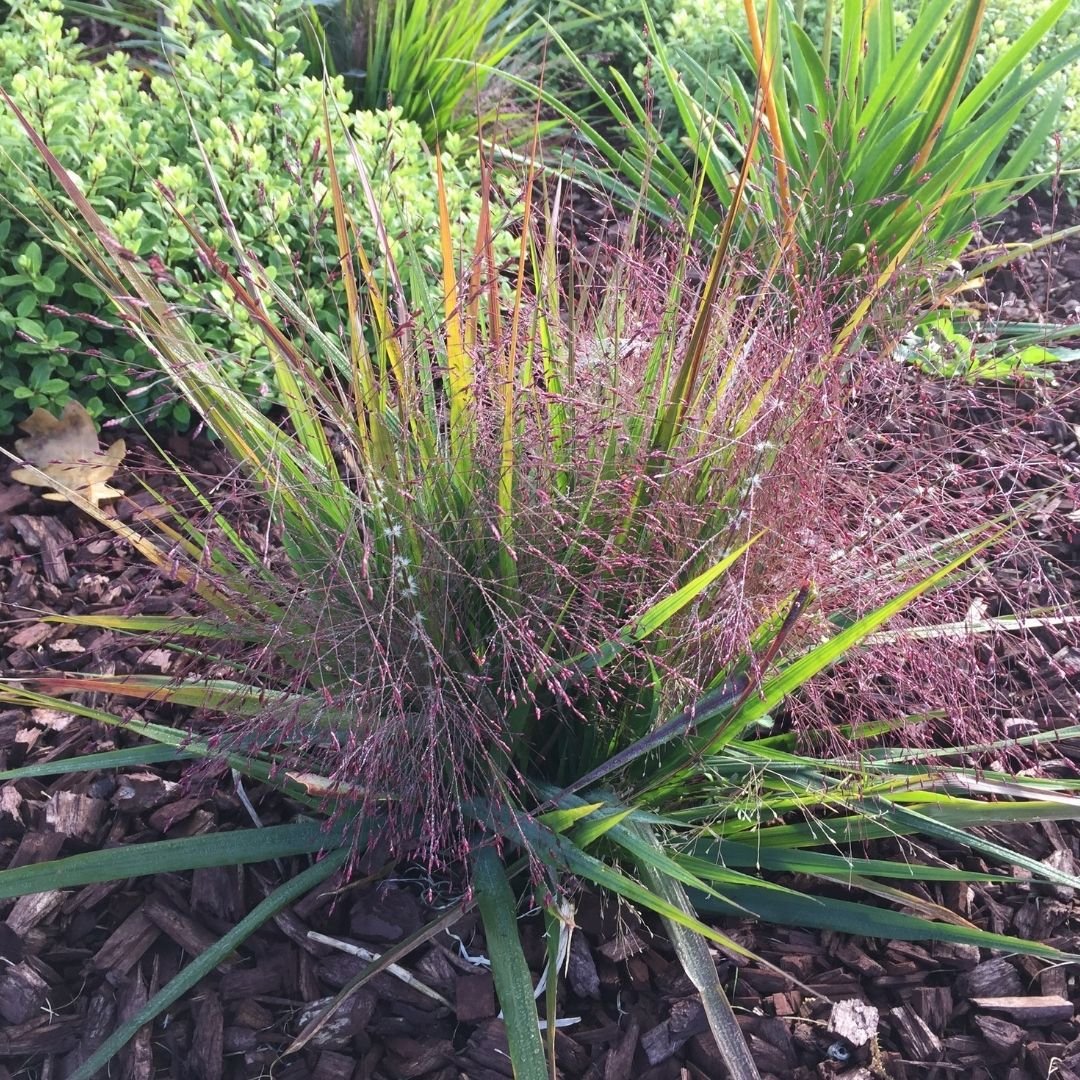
[1,204,1079,1080]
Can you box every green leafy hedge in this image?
[0,0,498,432]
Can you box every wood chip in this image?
[191,991,224,1080]
[6,889,65,937]
[0,961,49,1025]
[890,1005,943,1061]
[970,996,1075,1025]
[973,1014,1025,1062]
[142,892,232,969]
[455,973,496,1023]
[6,623,59,649]
[8,515,74,584]
[958,957,1023,999]
[92,908,161,975]
[829,999,880,1048]
[45,791,105,839]
[603,1016,639,1080]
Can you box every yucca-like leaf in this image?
[0,823,344,901]
[632,822,761,1080]
[472,846,548,1080]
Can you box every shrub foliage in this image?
[0,0,495,432]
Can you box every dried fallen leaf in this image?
[10,401,125,507]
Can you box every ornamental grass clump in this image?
[3,87,1080,1079]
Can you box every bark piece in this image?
[833,940,886,978]
[384,1037,455,1079]
[220,961,285,999]
[911,986,953,1033]
[459,1019,514,1078]
[598,928,646,962]
[567,931,601,999]
[311,1051,357,1080]
[973,1014,1025,1062]
[62,986,117,1080]
[117,968,153,1080]
[7,623,59,649]
[92,907,161,975]
[970,996,1075,1025]
[7,829,64,869]
[958,958,1023,999]
[889,1005,943,1061]
[603,1016,640,1080]
[6,888,64,936]
[191,991,224,1080]
[455,972,496,1023]
[9,515,74,584]
[142,891,231,968]
[829,999,880,1048]
[0,1016,81,1056]
[0,961,48,1024]
[45,791,105,839]
[641,999,709,1066]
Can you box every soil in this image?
[1,200,1079,1080]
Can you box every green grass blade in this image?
[694,885,1075,959]
[632,822,760,1080]
[68,846,349,1080]
[0,823,345,901]
[0,746,193,782]
[472,846,547,1080]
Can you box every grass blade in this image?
[472,846,547,1080]
[68,847,349,1080]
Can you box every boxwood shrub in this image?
[0,0,501,433]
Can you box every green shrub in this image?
[0,0,497,433]
[63,0,537,145]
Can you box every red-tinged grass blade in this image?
[0,685,304,795]
[68,846,349,1080]
[646,108,764,471]
[23,673,306,717]
[472,846,548,1080]
[742,0,792,235]
[37,613,235,638]
[908,0,987,177]
[321,93,380,468]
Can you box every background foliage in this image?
[0,0,498,432]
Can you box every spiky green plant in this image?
[522,0,1080,287]
[60,0,536,143]
[2,84,1080,1080]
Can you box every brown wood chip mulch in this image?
[2,206,1080,1080]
